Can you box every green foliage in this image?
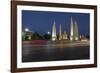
[22,32,52,40]
[43,34,51,40]
[31,32,44,40]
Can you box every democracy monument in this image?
[52,17,79,41]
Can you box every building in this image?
[22,28,33,40]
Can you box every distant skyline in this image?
[22,10,90,36]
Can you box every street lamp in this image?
[47,31,51,34]
[25,28,29,32]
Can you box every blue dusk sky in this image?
[22,10,90,36]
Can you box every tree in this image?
[43,34,51,40]
[32,32,44,40]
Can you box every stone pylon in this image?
[52,21,57,41]
[70,17,79,41]
[74,20,79,40]
[59,24,62,40]
[70,17,74,40]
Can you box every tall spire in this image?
[59,24,62,40]
[70,17,79,41]
[70,16,74,40]
[74,20,79,40]
[52,21,57,41]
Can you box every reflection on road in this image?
[22,40,90,62]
